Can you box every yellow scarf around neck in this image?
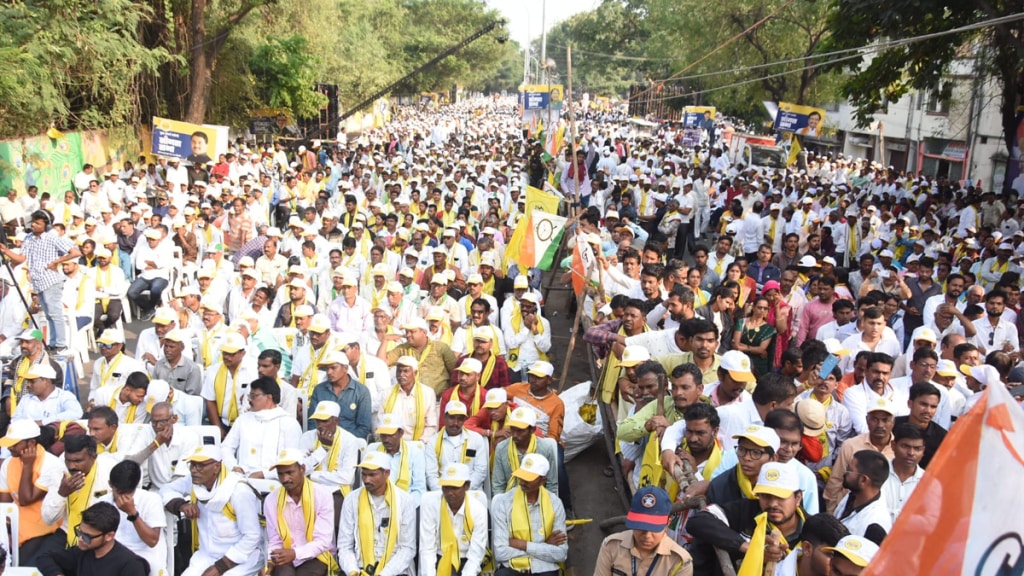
[506,434,537,491]
[508,487,554,571]
[213,364,241,425]
[358,483,399,568]
[438,495,474,576]
[385,384,425,441]
[276,480,336,570]
[66,463,99,546]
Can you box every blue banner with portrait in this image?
[773,103,826,137]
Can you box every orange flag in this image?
[862,380,1024,575]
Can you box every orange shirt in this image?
[505,382,565,444]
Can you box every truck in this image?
[724,131,788,171]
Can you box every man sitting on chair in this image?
[419,463,490,576]
[263,449,336,576]
[0,420,66,565]
[160,445,264,576]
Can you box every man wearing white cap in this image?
[978,241,1020,290]
[90,245,128,334]
[0,419,67,564]
[824,396,896,514]
[262,449,336,576]
[366,413,427,504]
[457,273,498,326]
[221,376,301,479]
[160,445,264,576]
[418,463,490,576]
[451,297,506,357]
[90,328,146,392]
[504,293,552,377]
[326,270,374,342]
[135,307,189,368]
[10,360,82,425]
[195,297,230,368]
[688,461,807,575]
[150,328,204,396]
[5,328,62,415]
[201,332,258,433]
[301,400,359,513]
[823,535,879,575]
[491,407,558,496]
[337,451,417,576]
[307,349,372,438]
[425,400,488,492]
[256,237,289,289]
[491,453,568,574]
[379,320,456,396]
[291,314,334,392]
[127,227,173,320]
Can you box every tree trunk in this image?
[185,0,210,123]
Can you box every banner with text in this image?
[773,102,826,137]
[519,84,565,111]
[151,117,225,164]
[683,106,716,128]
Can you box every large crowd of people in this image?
[0,95,1013,576]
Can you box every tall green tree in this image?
[822,0,1024,178]
[0,0,171,139]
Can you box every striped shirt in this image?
[21,231,74,291]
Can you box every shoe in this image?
[48,346,70,358]
[141,309,156,321]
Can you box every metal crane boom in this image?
[305,18,506,140]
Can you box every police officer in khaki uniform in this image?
[595,486,694,576]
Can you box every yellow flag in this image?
[638,430,664,489]
[503,212,533,271]
[787,136,802,167]
[526,185,560,214]
[738,512,770,576]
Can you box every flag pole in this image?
[558,44,586,393]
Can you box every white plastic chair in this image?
[192,425,222,447]
[0,502,20,567]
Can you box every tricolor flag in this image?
[504,209,567,271]
[862,381,1024,575]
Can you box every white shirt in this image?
[842,381,910,435]
[221,407,302,479]
[714,399,764,451]
[104,488,167,576]
[90,385,149,425]
[377,384,439,442]
[881,461,924,524]
[418,491,490,576]
[337,485,418,576]
[12,386,83,425]
[971,317,1020,354]
[424,429,489,491]
[299,428,360,490]
[624,329,682,359]
[89,353,147,396]
[834,492,893,537]
[135,424,201,489]
[200,361,260,424]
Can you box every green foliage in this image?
[822,0,1023,143]
[249,35,329,119]
[0,0,174,139]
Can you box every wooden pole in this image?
[557,44,585,393]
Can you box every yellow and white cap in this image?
[445,399,468,416]
[732,424,781,451]
[218,332,246,354]
[752,461,800,498]
[273,448,306,468]
[508,407,537,429]
[310,401,341,420]
[357,451,392,471]
[823,535,880,567]
[376,413,402,435]
[97,328,125,345]
[483,388,507,409]
[720,350,757,383]
[511,453,550,482]
[439,463,471,487]
[619,345,651,368]
[184,445,223,463]
[308,313,331,333]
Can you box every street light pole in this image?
[539,0,547,84]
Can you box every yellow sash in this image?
[434,432,470,468]
[737,465,757,499]
[315,428,351,496]
[97,430,118,455]
[99,353,125,388]
[481,276,495,296]
[506,434,537,491]
[357,483,398,569]
[108,387,139,423]
[201,326,224,367]
[66,463,99,546]
[276,480,336,570]
[213,364,241,425]
[190,465,237,553]
[508,487,554,571]
[384,384,425,441]
[301,344,330,396]
[74,274,90,313]
[438,495,474,576]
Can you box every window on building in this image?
[925,84,951,115]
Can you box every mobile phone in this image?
[819,353,839,379]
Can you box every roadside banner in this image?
[151,117,226,163]
[683,106,716,128]
[773,102,826,137]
